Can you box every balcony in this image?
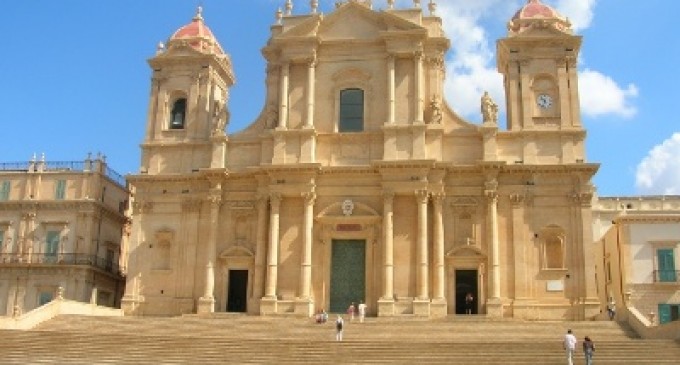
[0,253,124,276]
[653,270,680,283]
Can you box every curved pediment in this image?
[317,199,379,218]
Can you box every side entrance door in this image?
[227,269,248,312]
[329,239,365,313]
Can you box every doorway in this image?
[455,269,478,315]
[226,269,248,312]
[329,239,365,313]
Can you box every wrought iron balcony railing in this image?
[653,270,680,283]
[0,253,124,276]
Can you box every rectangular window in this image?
[0,181,10,200]
[339,89,364,132]
[38,291,53,306]
[106,249,114,272]
[658,303,680,324]
[45,230,60,258]
[55,180,66,200]
[657,248,677,282]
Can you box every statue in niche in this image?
[481,91,498,124]
[428,97,443,124]
[265,104,278,129]
[211,100,230,136]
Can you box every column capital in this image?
[415,189,429,204]
[302,191,316,206]
[509,193,525,207]
[270,192,282,208]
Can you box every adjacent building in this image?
[594,196,680,324]
[0,154,129,315]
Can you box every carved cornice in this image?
[132,201,153,214]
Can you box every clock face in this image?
[537,94,553,109]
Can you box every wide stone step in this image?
[1,315,676,364]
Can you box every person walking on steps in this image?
[583,336,595,365]
[563,329,577,365]
[335,315,344,341]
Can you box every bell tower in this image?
[498,0,582,134]
[140,7,235,175]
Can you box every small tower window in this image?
[169,98,187,129]
[339,89,364,132]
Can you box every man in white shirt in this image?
[563,329,577,365]
[358,301,367,323]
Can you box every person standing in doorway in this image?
[335,315,344,341]
[583,336,595,365]
[563,329,577,365]
[465,292,474,315]
[358,301,367,323]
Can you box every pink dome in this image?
[166,7,225,55]
[508,0,572,35]
[512,0,559,21]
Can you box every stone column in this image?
[506,61,521,131]
[573,190,599,320]
[305,55,316,128]
[485,180,502,318]
[510,193,534,319]
[278,62,290,129]
[252,195,268,302]
[387,55,396,125]
[556,59,572,128]
[296,192,315,316]
[414,51,424,123]
[414,189,430,316]
[198,188,221,314]
[431,192,447,317]
[378,191,395,316]
[519,60,533,130]
[566,57,581,127]
[261,193,281,314]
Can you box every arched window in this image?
[169,98,187,129]
[339,89,364,132]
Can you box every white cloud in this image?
[635,133,680,195]
[555,0,596,31]
[436,1,509,121]
[578,69,638,119]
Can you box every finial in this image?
[31,153,36,162]
[387,0,395,9]
[41,153,45,162]
[428,0,436,14]
[311,0,318,13]
[276,7,283,24]
[156,41,165,55]
[285,0,293,15]
[193,6,203,21]
[413,0,421,8]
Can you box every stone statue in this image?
[211,100,229,136]
[265,104,278,129]
[481,91,498,124]
[428,97,442,124]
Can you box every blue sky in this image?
[2,0,678,196]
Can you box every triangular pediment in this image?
[316,2,421,41]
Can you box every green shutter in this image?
[55,180,66,200]
[0,181,10,200]
[657,249,677,282]
[339,89,364,132]
[659,304,671,324]
[38,292,53,306]
[46,231,60,257]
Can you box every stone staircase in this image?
[0,314,679,364]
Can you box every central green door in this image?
[330,239,366,313]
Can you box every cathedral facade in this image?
[122,0,600,320]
